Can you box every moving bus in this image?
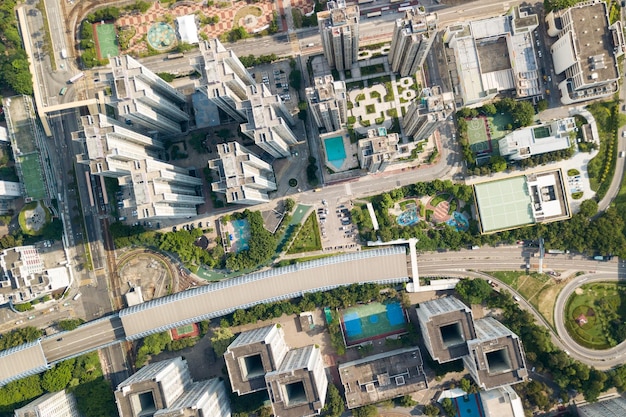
[167,53,184,59]
[68,72,84,84]
[367,11,382,17]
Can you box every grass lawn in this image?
[564,282,626,349]
[365,104,376,114]
[287,213,322,254]
[490,271,564,328]
[430,193,451,207]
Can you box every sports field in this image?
[17,154,46,200]
[171,322,200,340]
[95,23,119,60]
[466,117,492,155]
[340,301,407,346]
[474,176,534,233]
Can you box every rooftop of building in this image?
[339,347,427,409]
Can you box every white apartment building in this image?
[402,86,454,141]
[306,75,347,132]
[240,84,298,158]
[318,0,360,71]
[14,391,81,417]
[389,8,438,77]
[109,55,189,135]
[209,142,276,205]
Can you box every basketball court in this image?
[340,301,407,347]
[171,323,200,340]
[95,23,119,60]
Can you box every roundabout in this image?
[554,272,626,369]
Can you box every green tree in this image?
[284,198,296,213]
[460,377,471,393]
[423,404,440,416]
[578,199,598,218]
[322,383,345,417]
[58,318,85,331]
[210,327,236,356]
[441,398,455,416]
[455,279,493,305]
[536,99,549,112]
[489,155,507,172]
[71,377,117,417]
[397,394,417,407]
[482,103,497,115]
[353,404,378,417]
[41,360,74,392]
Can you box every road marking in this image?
[344,183,352,196]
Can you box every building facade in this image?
[108,55,189,135]
[208,142,277,205]
[318,0,360,71]
[306,75,347,132]
[389,8,438,77]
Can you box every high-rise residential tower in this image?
[109,55,189,135]
[318,0,360,71]
[240,84,298,158]
[208,142,277,205]
[402,86,454,141]
[389,8,438,77]
[197,38,256,123]
[305,75,347,132]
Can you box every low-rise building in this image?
[480,385,525,417]
[499,118,575,160]
[339,347,427,409]
[576,395,626,417]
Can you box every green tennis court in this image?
[466,117,492,155]
[17,154,46,200]
[176,324,194,335]
[474,176,534,233]
[340,301,407,346]
[95,23,119,59]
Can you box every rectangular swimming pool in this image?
[324,136,346,170]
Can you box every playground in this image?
[147,22,177,51]
[94,23,119,60]
[340,301,407,346]
[396,203,419,226]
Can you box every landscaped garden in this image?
[287,213,321,254]
[564,281,626,349]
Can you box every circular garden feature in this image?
[565,282,626,349]
[147,22,177,51]
[18,201,52,236]
[288,178,298,187]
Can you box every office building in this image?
[339,347,427,409]
[115,357,230,417]
[208,142,277,205]
[109,55,189,135]
[265,345,328,417]
[416,296,476,363]
[389,8,438,77]
[577,396,626,417]
[357,127,400,173]
[74,114,164,177]
[225,324,289,395]
[463,317,528,390]
[547,0,624,104]
[240,84,298,158]
[318,0,360,71]
[444,6,540,107]
[306,75,347,132]
[402,86,454,141]
[14,390,81,417]
[196,38,256,123]
[119,158,203,220]
[499,117,575,161]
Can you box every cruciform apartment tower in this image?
[318,0,360,71]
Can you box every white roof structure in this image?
[499,118,575,161]
[0,180,21,199]
[481,386,525,417]
[177,15,200,45]
[0,126,8,142]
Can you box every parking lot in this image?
[253,62,292,103]
[317,200,359,251]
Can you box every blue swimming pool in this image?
[446,211,470,232]
[324,136,346,170]
[454,394,484,417]
[232,219,250,252]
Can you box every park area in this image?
[564,282,626,349]
[465,113,512,159]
